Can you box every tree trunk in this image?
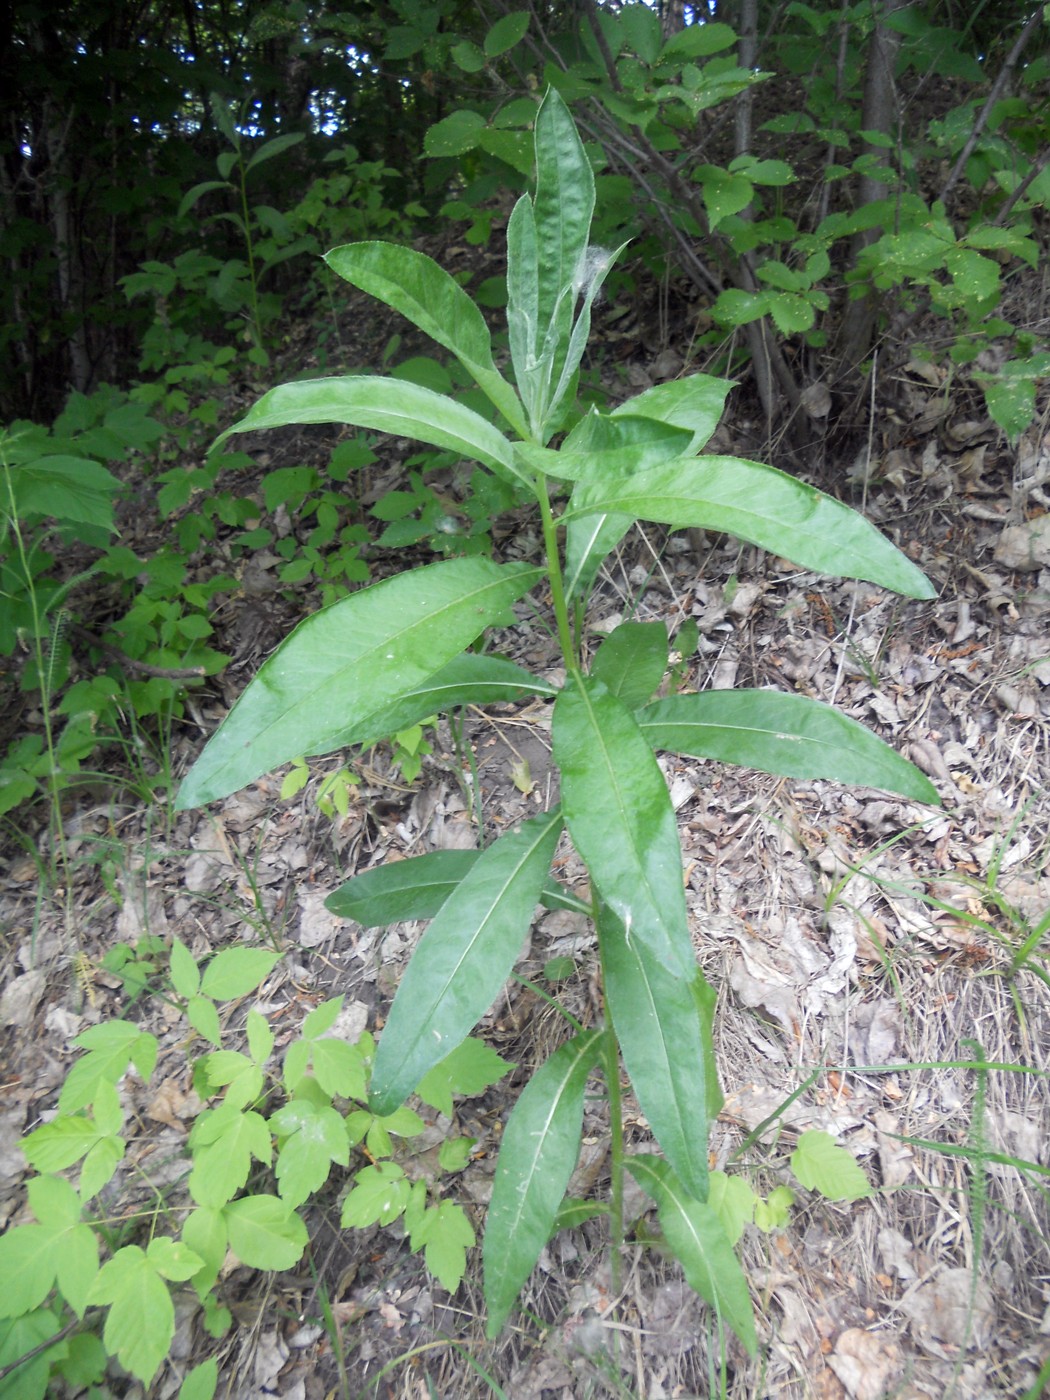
[837,0,908,372]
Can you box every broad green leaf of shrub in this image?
[592,620,669,711]
[611,374,734,452]
[324,652,557,752]
[222,1195,308,1270]
[416,1037,515,1118]
[638,691,939,803]
[210,375,524,485]
[424,109,485,157]
[553,676,695,981]
[13,457,122,531]
[600,905,714,1201]
[561,456,936,599]
[791,1130,871,1201]
[485,10,530,56]
[627,1155,756,1357]
[324,244,527,436]
[484,1030,602,1336]
[326,846,588,926]
[176,558,542,808]
[369,808,563,1113]
[695,167,754,230]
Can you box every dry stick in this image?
[992,144,1050,226]
[939,8,1044,208]
[72,624,207,679]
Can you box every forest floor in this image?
[2,261,1049,1400]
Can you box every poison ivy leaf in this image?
[791,1130,871,1201]
[599,904,713,1200]
[324,244,527,436]
[200,948,281,1001]
[438,1136,475,1172]
[246,1009,274,1066]
[176,559,541,808]
[754,1184,795,1231]
[370,809,563,1114]
[197,1051,263,1110]
[186,995,222,1048]
[553,676,695,980]
[182,1207,227,1296]
[638,691,939,803]
[416,1037,514,1118]
[484,1030,601,1336]
[222,1195,308,1270]
[562,455,936,599]
[627,1156,756,1356]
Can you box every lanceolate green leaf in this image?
[176,559,541,808]
[209,375,527,486]
[611,375,735,452]
[638,691,939,803]
[516,415,694,483]
[564,509,632,603]
[329,652,557,752]
[563,456,936,599]
[533,89,594,371]
[484,1029,601,1336]
[369,809,564,1114]
[506,193,541,419]
[592,620,669,711]
[324,243,528,437]
[600,904,712,1201]
[627,1155,756,1357]
[326,847,590,926]
[552,676,695,980]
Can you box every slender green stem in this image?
[536,477,579,676]
[600,1007,626,1296]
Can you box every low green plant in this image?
[0,941,495,1397]
[171,88,939,1355]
